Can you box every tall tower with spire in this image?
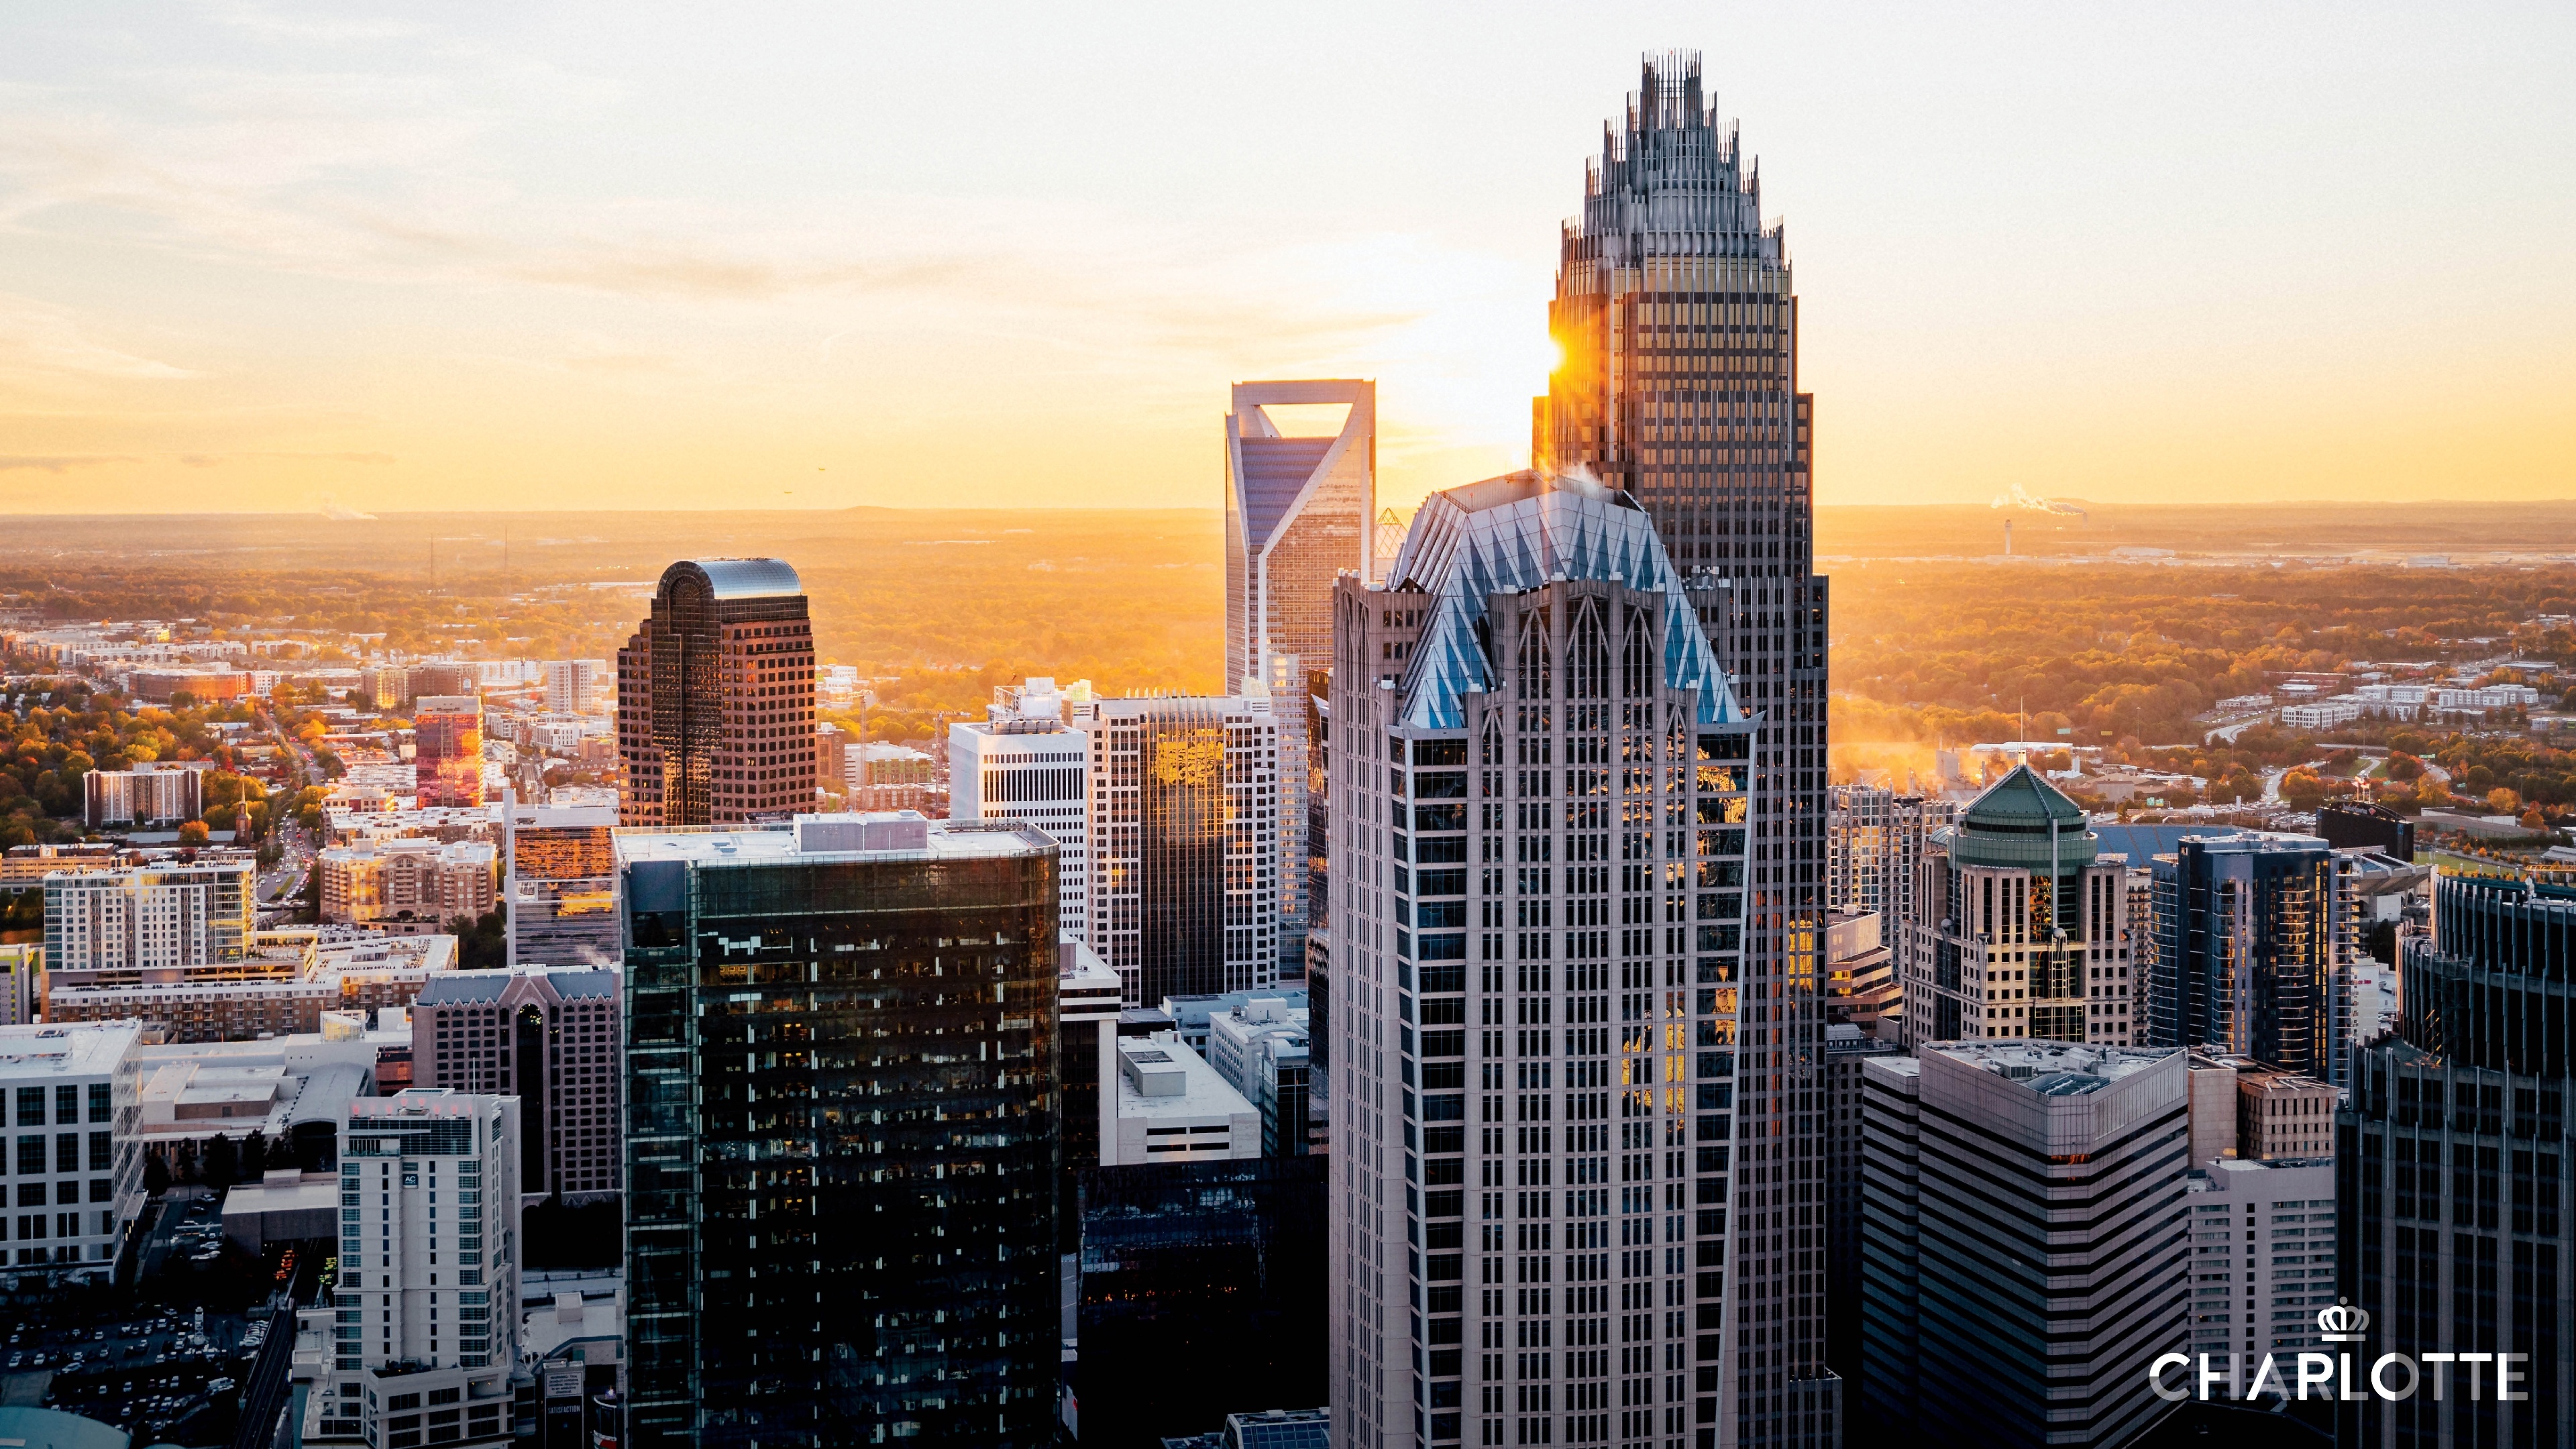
[1537,52,1837,1448]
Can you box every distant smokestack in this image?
[2005,518,2014,556]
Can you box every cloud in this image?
[0,294,197,380]
[179,450,396,467]
[0,454,137,472]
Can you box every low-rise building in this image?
[1103,1032,1260,1167]
[1203,996,1314,1158]
[321,840,497,929]
[46,931,456,1044]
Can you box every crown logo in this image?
[2318,1299,2370,1342]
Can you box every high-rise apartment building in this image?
[1072,692,1281,1008]
[544,659,611,715]
[315,1089,524,1449]
[44,856,257,974]
[0,1020,144,1283]
[83,763,204,828]
[1902,768,2136,1049]
[1857,1042,2186,1447]
[615,558,817,828]
[1225,379,1377,697]
[502,798,621,968]
[952,677,1093,941]
[1330,472,1773,1449]
[616,812,1062,1448]
[2145,833,2347,1083]
[413,696,486,808]
[2344,871,2575,1448]
[413,967,621,1201]
[1823,786,1889,919]
[1536,57,1835,1443]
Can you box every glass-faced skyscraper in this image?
[2343,871,2576,1448]
[1534,53,1833,1446]
[2145,833,2344,1080]
[1227,380,1373,981]
[616,813,1062,1448]
[616,558,817,828]
[1330,472,1776,1449]
[1226,379,1377,697]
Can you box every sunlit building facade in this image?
[1903,767,2135,1050]
[1072,693,1281,1007]
[2145,833,2345,1082]
[413,696,486,808]
[1534,52,1835,1446]
[503,799,621,967]
[615,558,817,827]
[1331,472,1768,1449]
[1226,380,1370,981]
[951,677,1093,941]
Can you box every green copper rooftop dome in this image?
[1951,765,2096,873]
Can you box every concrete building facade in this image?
[1857,1042,2186,1447]
[413,967,620,1201]
[951,678,1093,942]
[1330,471,1771,1449]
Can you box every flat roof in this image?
[0,1020,142,1080]
[1118,1035,1256,1122]
[1927,1040,2176,1086]
[614,814,1051,867]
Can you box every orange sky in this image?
[1,3,2569,515]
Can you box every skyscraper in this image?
[2343,871,2575,1448]
[1226,381,1368,981]
[413,696,486,808]
[1903,767,2137,1050]
[1536,56,1835,1443]
[615,558,816,828]
[2145,833,2346,1082]
[1330,472,1776,1449]
[1857,1043,2186,1448]
[1071,692,1282,1008]
[545,659,611,715]
[616,812,1061,1448]
[1226,380,1377,697]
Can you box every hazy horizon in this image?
[3,3,2570,517]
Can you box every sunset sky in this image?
[1,2,2569,515]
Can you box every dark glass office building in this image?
[2147,833,2341,1077]
[2343,872,2576,1448]
[618,813,1061,1448]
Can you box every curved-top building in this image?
[616,558,816,827]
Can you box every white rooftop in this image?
[1117,1033,1256,1122]
[0,1020,142,1079]
[614,812,1053,866]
